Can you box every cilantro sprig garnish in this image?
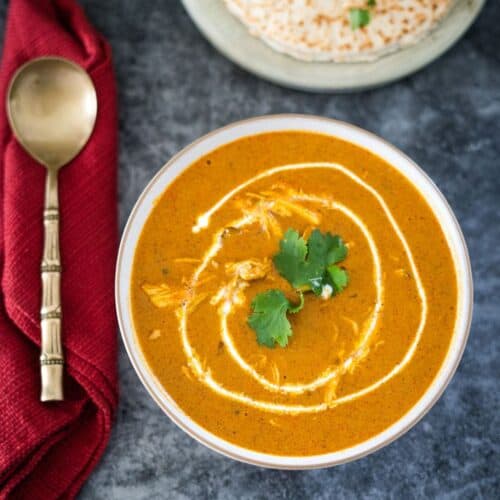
[248,229,349,348]
[350,1,376,30]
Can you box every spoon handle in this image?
[40,169,64,401]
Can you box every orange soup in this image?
[130,131,457,456]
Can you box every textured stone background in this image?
[3,0,499,498]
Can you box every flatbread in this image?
[224,0,454,62]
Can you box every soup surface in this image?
[130,131,458,456]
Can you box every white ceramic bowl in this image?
[116,115,473,469]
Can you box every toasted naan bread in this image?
[224,0,454,62]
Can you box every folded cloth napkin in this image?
[0,0,118,498]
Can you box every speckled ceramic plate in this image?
[181,0,485,92]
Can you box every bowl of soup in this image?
[116,115,472,468]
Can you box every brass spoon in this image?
[7,57,97,402]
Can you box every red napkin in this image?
[0,0,118,498]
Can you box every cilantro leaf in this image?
[367,0,376,7]
[272,229,308,289]
[350,8,371,30]
[273,228,348,296]
[248,290,304,348]
[327,264,349,293]
[327,235,348,264]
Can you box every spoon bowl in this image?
[7,56,98,401]
[7,57,97,169]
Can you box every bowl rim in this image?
[116,114,473,469]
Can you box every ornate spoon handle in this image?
[40,169,64,401]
